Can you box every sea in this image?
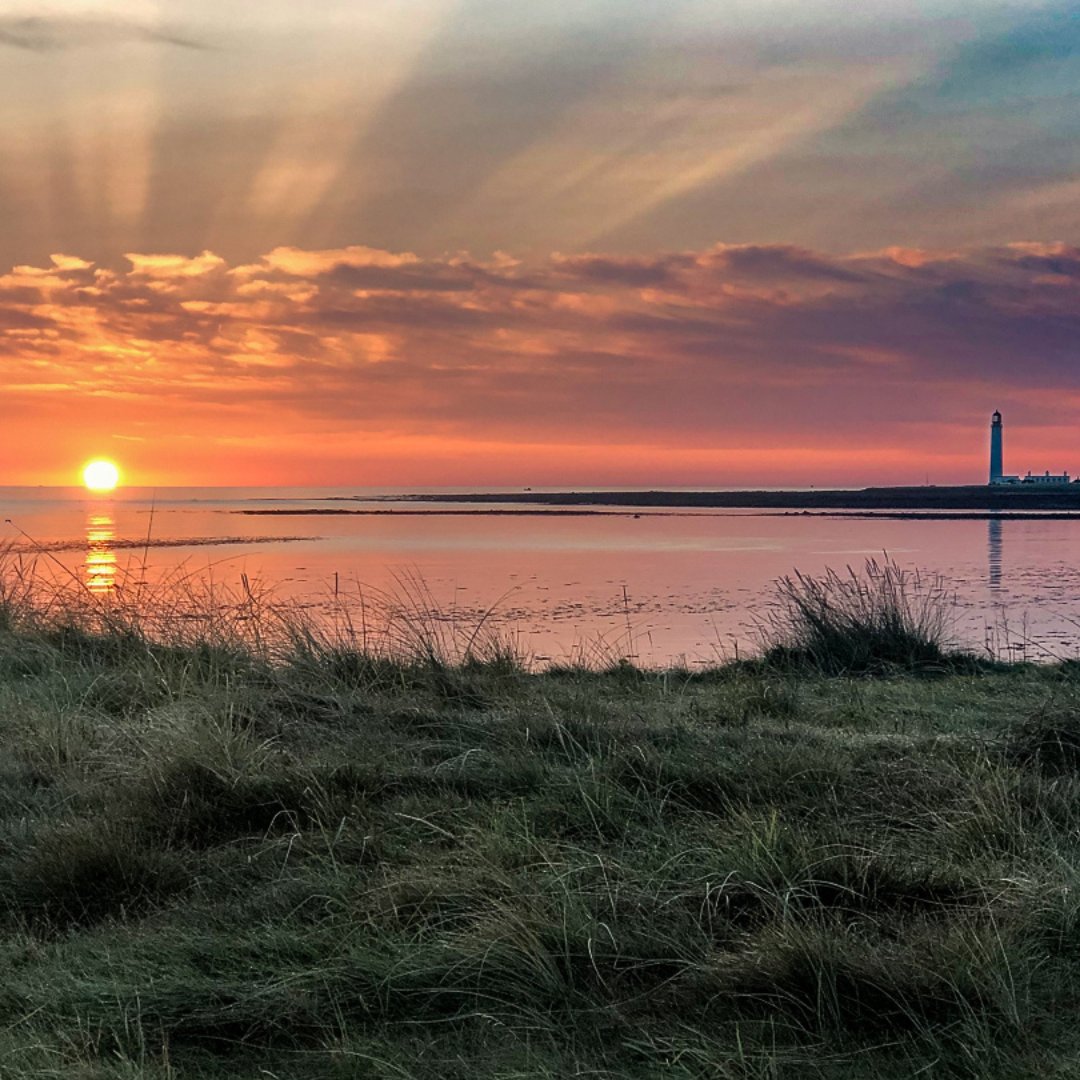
[3,485,1080,667]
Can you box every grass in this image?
[2,559,1080,1075]
[760,557,970,675]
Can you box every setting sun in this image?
[82,459,120,493]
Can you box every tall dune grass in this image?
[0,547,526,674]
[760,557,962,674]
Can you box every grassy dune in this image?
[2,564,1080,1076]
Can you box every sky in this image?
[1,0,1078,486]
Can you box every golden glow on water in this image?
[85,513,117,594]
[82,460,121,493]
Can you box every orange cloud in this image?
[2,240,1079,486]
[125,251,226,279]
[252,245,421,278]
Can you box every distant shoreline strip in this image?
[234,508,1080,522]
[796,511,1080,521]
[391,487,1080,512]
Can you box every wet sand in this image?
[239,508,678,517]
[5,535,313,555]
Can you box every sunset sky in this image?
[2,0,1078,486]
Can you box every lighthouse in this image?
[987,410,1069,485]
[989,410,1003,484]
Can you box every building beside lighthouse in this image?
[988,410,1070,485]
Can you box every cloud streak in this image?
[1,2,1075,271]
[0,15,206,52]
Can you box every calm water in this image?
[3,486,1079,666]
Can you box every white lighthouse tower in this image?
[989,410,1003,484]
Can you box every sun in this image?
[82,459,121,493]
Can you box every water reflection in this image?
[85,513,117,593]
[2,489,1071,666]
[988,517,1002,591]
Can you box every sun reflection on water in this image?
[85,513,117,594]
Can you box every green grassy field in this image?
[3,565,1080,1077]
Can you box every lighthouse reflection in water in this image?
[85,513,117,594]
